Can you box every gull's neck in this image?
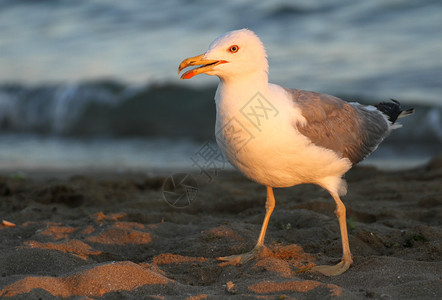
[219,70,268,86]
[215,71,269,108]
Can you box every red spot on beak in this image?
[182,71,196,80]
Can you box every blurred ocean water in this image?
[0,0,441,171]
[2,0,442,104]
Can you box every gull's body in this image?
[216,83,353,190]
[179,29,413,276]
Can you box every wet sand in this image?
[0,156,441,299]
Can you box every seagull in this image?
[178,29,413,276]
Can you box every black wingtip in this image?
[375,99,413,124]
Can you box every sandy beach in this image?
[0,155,441,299]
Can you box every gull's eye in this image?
[228,45,239,53]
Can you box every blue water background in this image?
[0,0,440,171]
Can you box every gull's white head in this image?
[178,29,268,81]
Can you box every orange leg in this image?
[312,192,353,276]
[217,186,275,264]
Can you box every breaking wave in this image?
[0,81,440,144]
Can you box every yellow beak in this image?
[178,54,228,80]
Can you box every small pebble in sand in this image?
[1,220,16,227]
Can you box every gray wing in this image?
[288,88,390,165]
